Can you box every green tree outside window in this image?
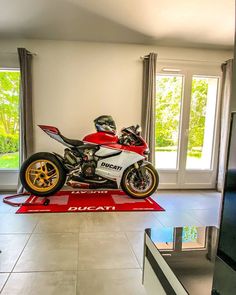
[0,71,20,169]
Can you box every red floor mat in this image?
[16,190,164,214]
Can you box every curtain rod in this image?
[140,55,151,60]
[140,56,224,64]
[140,54,157,60]
[0,51,37,56]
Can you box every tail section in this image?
[38,125,60,135]
[38,125,84,147]
[38,125,69,146]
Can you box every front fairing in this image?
[95,147,144,187]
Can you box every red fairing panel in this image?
[105,143,148,156]
[83,132,119,144]
[38,125,60,135]
[83,132,148,156]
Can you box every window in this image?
[155,63,220,189]
[182,226,206,249]
[186,76,219,170]
[151,226,207,252]
[155,74,183,169]
[155,74,219,171]
[154,227,174,250]
[0,70,20,169]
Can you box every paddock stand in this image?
[3,193,50,207]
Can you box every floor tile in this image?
[0,273,9,292]
[14,233,78,272]
[0,188,222,295]
[78,232,139,270]
[78,212,121,232]
[1,271,76,295]
[0,202,16,214]
[34,213,79,233]
[187,209,221,227]
[153,190,222,211]
[125,231,144,267]
[77,269,146,295]
[0,195,16,214]
[0,234,29,272]
[0,214,39,234]
[153,211,202,227]
[116,212,163,231]
[200,190,221,198]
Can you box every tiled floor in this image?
[0,190,222,294]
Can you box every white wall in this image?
[0,39,233,189]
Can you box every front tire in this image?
[121,163,159,199]
[20,152,66,196]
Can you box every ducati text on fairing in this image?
[20,115,159,199]
[101,162,122,171]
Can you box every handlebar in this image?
[119,125,143,146]
[121,125,142,136]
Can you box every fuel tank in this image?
[83,131,119,145]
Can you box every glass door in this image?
[182,74,219,188]
[155,74,183,170]
[155,64,220,189]
[186,76,218,170]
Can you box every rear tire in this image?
[121,164,159,199]
[20,152,66,196]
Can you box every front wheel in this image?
[20,152,66,196]
[121,163,159,199]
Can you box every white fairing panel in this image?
[95,147,120,157]
[45,130,71,147]
[95,146,144,187]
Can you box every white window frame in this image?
[155,61,222,189]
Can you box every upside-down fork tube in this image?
[136,161,153,178]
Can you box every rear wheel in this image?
[121,164,159,199]
[20,152,66,196]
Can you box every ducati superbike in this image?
[20,124,159,198]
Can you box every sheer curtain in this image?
[217,59,233,191]
[141,53,157,164]
[17,48,34,192]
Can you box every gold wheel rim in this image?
[25,159,60,192]
[125,166,156,198]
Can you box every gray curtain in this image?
[217,59,233,191]
[17,48,34,192]
[141,53,157,164]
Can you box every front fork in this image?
[134,162,147,179]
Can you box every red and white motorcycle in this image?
[20,116,159,198]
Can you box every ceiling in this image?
[0,0,235,49]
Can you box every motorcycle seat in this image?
[61,135,84,147]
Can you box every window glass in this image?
[0,70,20,169]
[182,226,206,249]
[186,76,218,170]
[155,75,183,169]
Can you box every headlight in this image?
[136,125,142,134]
[144,148,150,155]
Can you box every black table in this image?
[143,226,218,295]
